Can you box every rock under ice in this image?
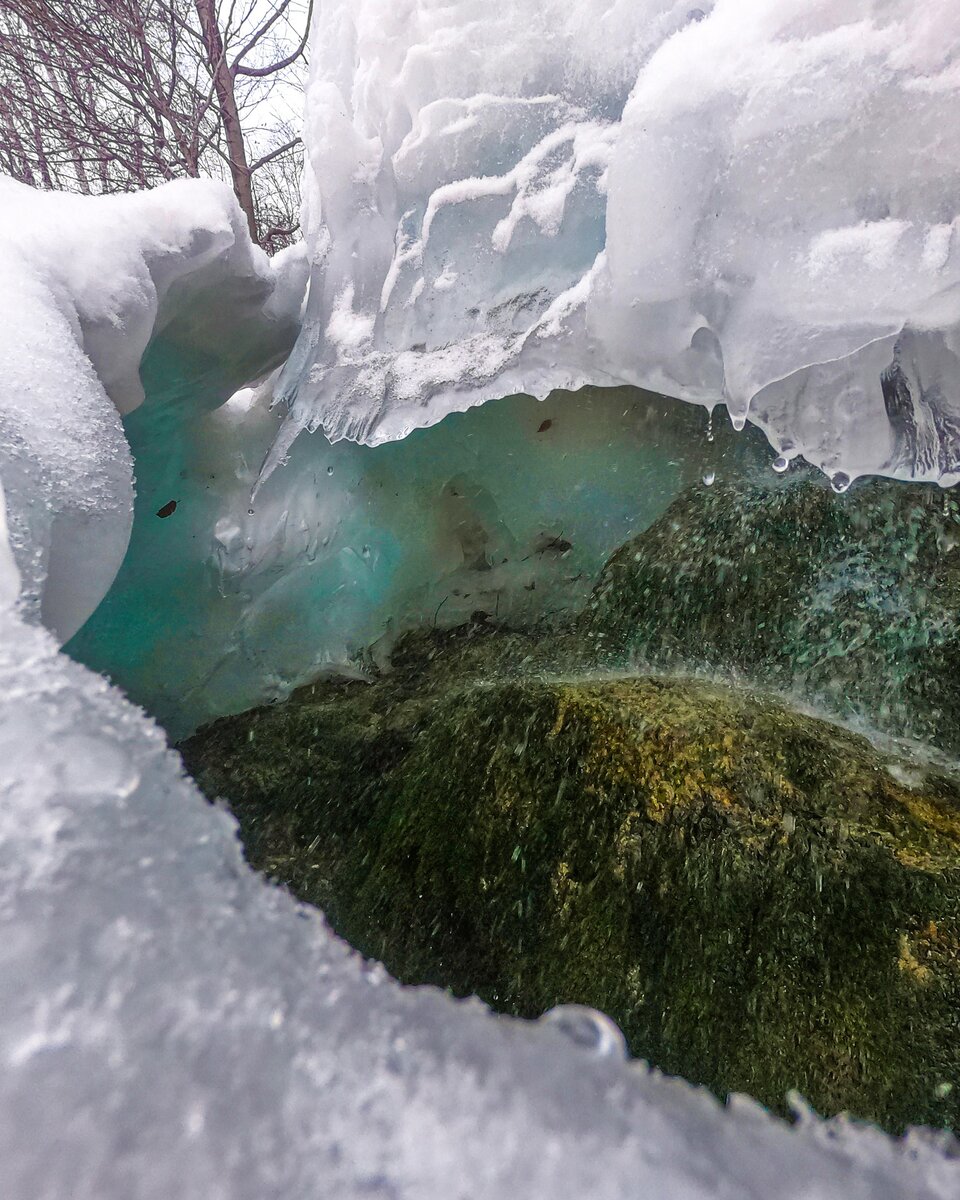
[283,0,960,484]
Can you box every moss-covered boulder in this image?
[582,474,960,753]
[182,628,960,1133]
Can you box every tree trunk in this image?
[193,0,258,242]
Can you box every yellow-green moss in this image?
[182,628,960,1133]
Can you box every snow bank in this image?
[283,0,960,484]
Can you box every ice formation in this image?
[283,0,960,484]
[0,183,954,1200]
[70,380,768,736]
[3,1,960,1192]
[69,0,960,735]
[0,177,305,642]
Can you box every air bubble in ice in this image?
[772,456,789,474]
[830,472,851,494]
[702,471,716,486]
[539,1004,628,1060]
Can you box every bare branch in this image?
[234,0,311,78]
[249,134,301,173]
[229,0,291,72]
[0,0,308,244]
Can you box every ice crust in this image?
[282,0,960,484]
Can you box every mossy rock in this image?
[182,628,960,1133]
[581,473,960,752]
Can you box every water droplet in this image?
[539,1004,627,1060]
[830,472,851,494]
[702,471,716,486]
[772,456,789,474]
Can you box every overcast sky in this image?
[244,0,312,147]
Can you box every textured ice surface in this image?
[0,177,305,641]
[282,0,960,484]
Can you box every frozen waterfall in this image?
[4,175,955,1200]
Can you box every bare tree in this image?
[250,117,305,253]
[0,0,311,247]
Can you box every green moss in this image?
[582,474,960,753]
[182,627,960,1133]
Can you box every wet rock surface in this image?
[182,623,960,1134]
[583,473,960,754]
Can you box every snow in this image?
[281,0,960,485]
[0,177,304,641]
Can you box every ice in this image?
[0,177,305,641]
[69,382,768,737]
[282,0,960,485]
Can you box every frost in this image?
[282,0,960,485]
